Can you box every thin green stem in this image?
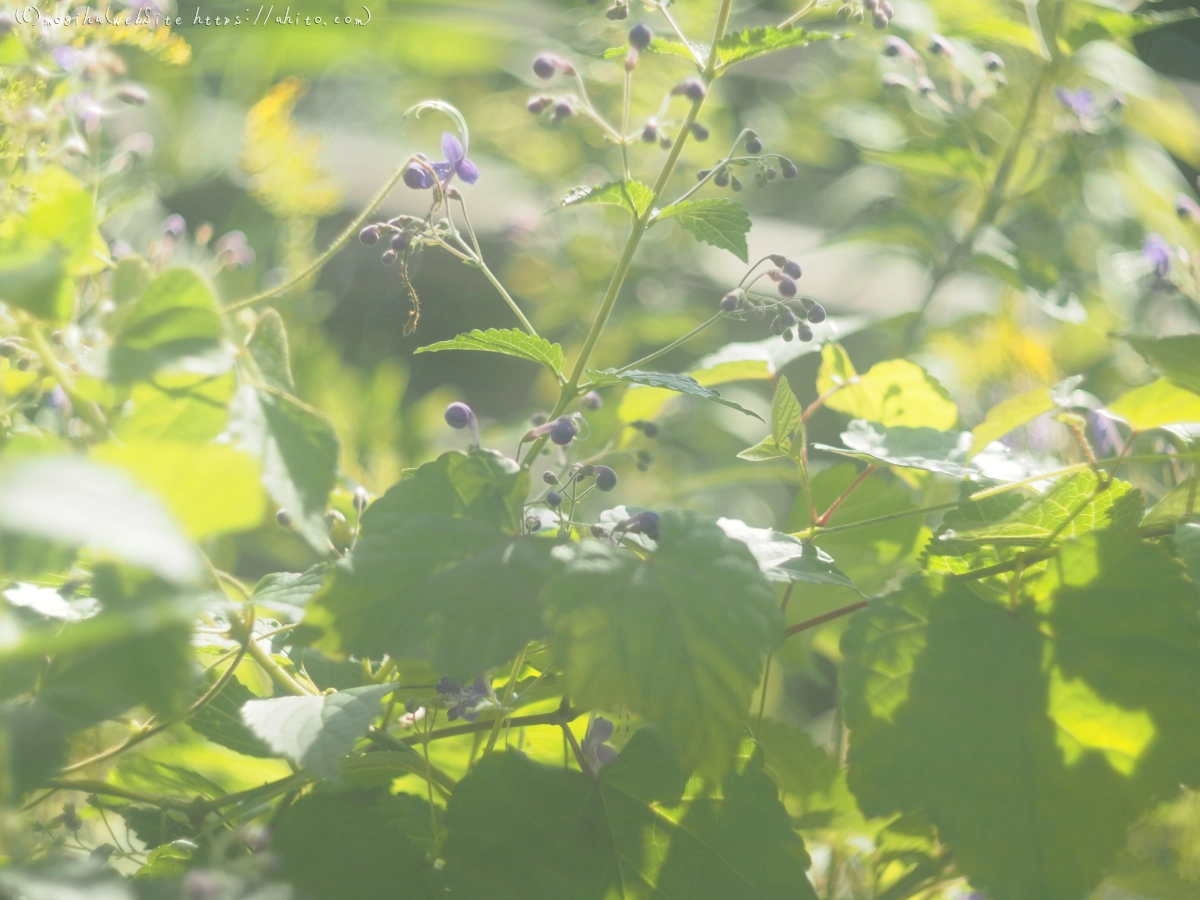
[482,645,528,755]
[615,313,724,374]
[223,159,410,314]
[785,600,869,637]
[455,195,538,335]
[21,318,109,436]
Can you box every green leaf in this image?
[1173,521,1200,587]
[108,268,226,382]
[717,518,861,593]
[771,376,802,447]
[587,369,763,420]
[1124,333,1200,395]
[304,450,548,679]
[815,341,857,396]
[272,791,439,900]
[656,198,751,262]
[415,327,565,374]
[843,532,1200,900]
[229,385,340,552]
[560,180,655,218]
[716,25,832,68]
[443,728,816,900]
[546,510,782,775]
[134,841,195,879]
[90,442,265,539]
[111,255,152,306]
[240,684,394,780]
[250,566,327,619]
[246,308,295,392]
[0,243,70,321]
[1109,378,1200,432]
[602,36,701,63]
[738,435,790,462]
[815,420,973,477]
[115,370,235,443]
[968,387,1056,460]
[0,457,202,584]
[823,358,958,430]
[188,672,277,758]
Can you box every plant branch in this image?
[815,465,874,527]
[21,318,109,436]
[615,313,724,374]
[785,600,869,637]
[482,645,528,755]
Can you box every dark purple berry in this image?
[445,402,474,430]
[629,22,653,50]
[642,123,658,142]
[543,471,559,485]
[916,77,936,95]
[546,490,563,508]
[807,301,827,323]
[552,100,574,122]
[781,159,798,178]
[782,259,802,279]
[638,420,659,438]
[359,226,380,246]
[528,95,553,114]
[674,78,706,101]
[583,390,603,410]
[532,412,548,425]
[591,524,607,538]
[730,176,743,192]
[779,309,798,328]
[782,328,794,342]
[798,323,814,342]
[696,169,711,181]
[533,54,558,79]
[391,231,409,251]
[713,168,730,187]
[595,466,618,492]
[767,167,777,180]
[720,291,740,312]
[777,276,797,297]
[745,133,763,154]
[928,34,952,56]
[689,122,710,141]
[0,340,17,358]
[983,52,1004,72]
[549,416,577,445]
[381,249,397,265]
[634,511,660,541]
[659,135,672,149]
[873,10,889,28]
[276,509,293,528]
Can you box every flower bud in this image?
[404,697,423,714]
[549,416,578,445]
[543,471,559,485]
[533,54,564,79]
[713,169,730,187]
[276,509,293,528]
[633,420,659,438]
[381,249,398,265]
[782,259,802,279]
[606,3,629,19]
[781,158,798,178]
[777,275,797,297]
[0,11,14,32]
[642,123,658,143]
[745,132,763,154]
[879,1,894,16]
[673,78,706,102]
[730,175,744,192]
[629,22,653,51]
[766,167,778,180]
[928,34,952,56]
[15,356,31,371]
[1176,194,1200,221]
[696,169,711,182]
[798,322,814,342]
[359,226,380,246]
[525,514,542,532]
[617,510,660,541]
[591,524,608,538]
[982,52,1005,72]
[0,339,18,358]
[782,328,794,342]
[595,466,618,492]
[807,301,827,323]
[659,135,673,149]
[403,164,430,189]
[353,486,370,513]
[863,0,879,9]
[873,10,890,29]
[163,213,186,237]
[528,95,554,114]
[117,84,149,105]
[532,412,548,425]
[778,309,798,328]
[552,100,575,123]
[720,291,741,312]
[583,390,603,410]
[445,401,475,430]
[391,231,409,252]
[546,490,563,508]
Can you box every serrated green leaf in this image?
[823,358,958,430]
[0,457,202,584]
[560,180,655,218]
[415,327,565,374]
[738,435,790,462]
[251,566,327,619]
[815,342,857,395]
[240,684,393,780]
[587,369,763,420]
[247,308,295,392]
[1109,378,1200,432]
[656,198,751,262]
[108,268,226,382]
[843,532,1200,900]
[272,791,439,900]
[546,511,782,776]
[304,450,548,679]
[602,37,702,63]
[717,518,860,593]
[815,420,972,477]
[443,728,816,900]
[229,385,339,553]
[716,25,832,68]
[188,672,277,759]
[771,376,802,447]
[968,387,1056,460]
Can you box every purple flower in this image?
[404,132,480,191]
[1142,233,1172,277]
[1055,87,1097,119]
[582,716,618,772]
[437,675,491,722]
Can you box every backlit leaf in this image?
[656,199,751,262]
[560,181,655,218]
[587,369,763,420]
[415,327,565,374]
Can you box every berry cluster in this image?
[719,254,826,342]
[881,36,1006,105]
[696,131,798,192]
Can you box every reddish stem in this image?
[801,382,849,423]
[814,466,875,528]
[785,601,869,637]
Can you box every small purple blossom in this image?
[404,133,480,191]
[1142,233,1172,278]
[437,676,491,722]
[1055,86,1098,119]
[582,716,618,772]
